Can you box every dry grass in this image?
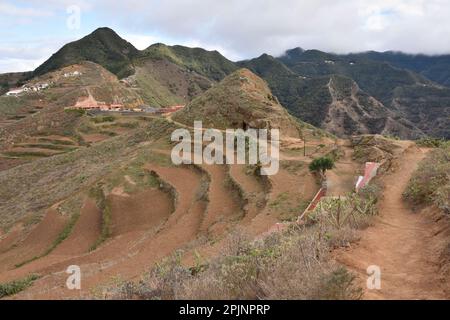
[403,145,449,214]
[109,183,381,300]
[0,118,178,229]
[112,226,362,300]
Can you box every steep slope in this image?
[391,84,450,138]
[172,68,302,138]
[126,55,215,107]
[276,48,450,138]
[0,72,33,95]
[0,61,143,151]
[240,54,422,138]
[7,28,450,138]
[34,28,140,79]
[350,51,450,87]
[279,47,431,105]
[323,75,422,138]
[337,147,449,299]
[143,43,237,81]
[239,54,332,127]
[121,43,238,107]
[30,28,238,108]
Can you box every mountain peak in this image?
[282,47,305,59]
[172,68,301,137]
[33,27,139,79]
[91,26,116,33]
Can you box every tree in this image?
[309,156,335,179]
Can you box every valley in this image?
[0,27,449,300]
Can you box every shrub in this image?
[64,108,86,116]
[416,137,449,148]
[91,115,116,123]
[403,146,449,213]
[111,226,363,300]
[316,267,363,300]
[0,274,40,298]
[309,157,335,177]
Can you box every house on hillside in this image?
[64,71,82,78]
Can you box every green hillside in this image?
[34,28,140,79]
[172,68,302,138]
[142,43,237,81]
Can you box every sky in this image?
[1,0,450,73]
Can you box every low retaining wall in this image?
[355,162,380,192]
[258,161,381,240]
[297,187,327,223]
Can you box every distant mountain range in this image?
[1,27,449,139]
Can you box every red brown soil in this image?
[0,157,28,171]
[35,135,76,143]
[229,164,266,222]
[2,165,205,299]
[5,147,61,155]
[0,225,23,253]
[1,138,331,299]
[51,199,102,256]
[327,140,358,196]
[199,164,242,236]
[80,133,110,143]
[109,189,174,236]
[336,146,449,299]
[0,209,67,276]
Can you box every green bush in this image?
[0,274,40,298]
[403,146,449,213]
[309,156,335,178]
[416,137,449,148]
[91,115,116,123]
[64,108,86,116]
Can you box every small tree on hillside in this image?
[309,156,335,180]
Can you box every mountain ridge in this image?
[2,27,450,138]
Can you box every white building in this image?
[64,71,82,78]
[5,88,25,96]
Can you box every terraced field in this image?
[0,113,341,299]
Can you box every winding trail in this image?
[336,146,448,299]
[327,140,358,196]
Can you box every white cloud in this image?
[91,0,450,57]
[0,37,76,72]
[0,2,53,17]
[2,0,450,73]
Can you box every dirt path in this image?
[327,140,358,196]
[337,147,448,299]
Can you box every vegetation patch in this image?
[37,138,76,146]
[2,150,60,158]
[105,181,379,300]
[110,225,363,300]
[308,184,381,237]
[403,146,449,214]
[17,143,77,151]
[89,185,112,251]
[0,274,40,298]
[91,115,116,124]
[415,137,449,148]
[15,214,81,268]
